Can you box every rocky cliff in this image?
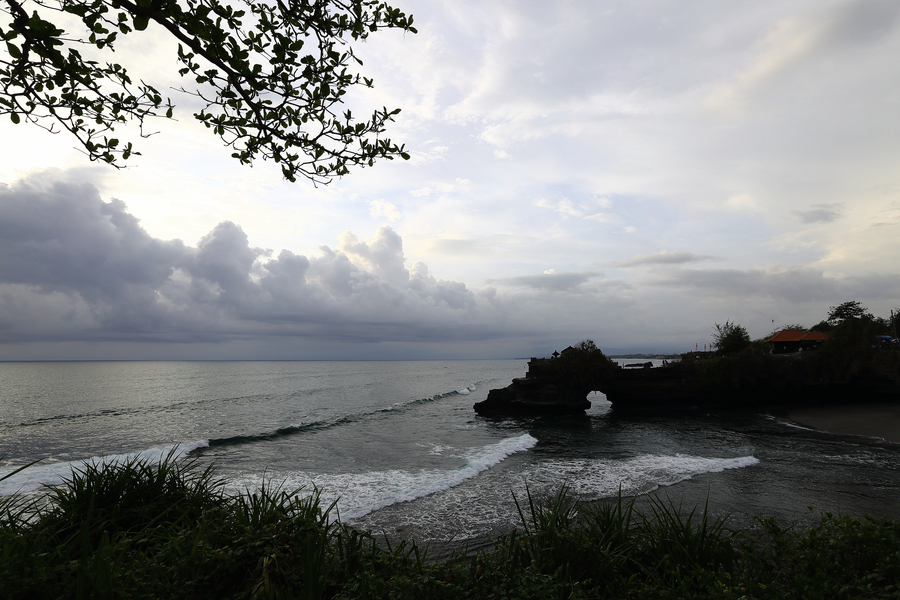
[473,344,615,416]
[472,376,592,416]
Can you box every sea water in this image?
[1,360,898,546]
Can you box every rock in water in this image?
[472,376,591,416]
[473,354,600,416]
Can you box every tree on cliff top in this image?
[827,301,873,325]
[548,339,615,386]
[1,0,414,183]
[712,320,750,355]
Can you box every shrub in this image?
[2,457,900,599]
[713,321,751,355]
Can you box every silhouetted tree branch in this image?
[1,0,415,183]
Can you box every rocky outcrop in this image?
[474,345,616,416]
[476,329,900,416]
[472,376,592,416]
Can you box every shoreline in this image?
[785,402,900,443]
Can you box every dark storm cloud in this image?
[794,203,842,224]
[658,267,900,304]
[0,175,184,297]
[0,173,506,345]
[615,251,715,268]
[490,271,600,292]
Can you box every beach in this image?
[787,403,900,444]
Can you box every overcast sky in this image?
[2,0,899,360]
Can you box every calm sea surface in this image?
[2,360,898,545]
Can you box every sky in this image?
[1,0,899,360]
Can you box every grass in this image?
[2,456,899,599]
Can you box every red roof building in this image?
[766,330,829,354]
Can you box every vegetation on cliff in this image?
[472,340,618,415]
[711,321,751,355]
[679,303,900,394]
[525,340,617,388]
[2,455,899,599]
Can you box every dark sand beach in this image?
[787,403,900,443]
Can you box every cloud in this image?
[0,172,508,347]
[794,203,842,224]
[407,144,449,166]
[705,0,900,114]
[368,199,402,222]
[5,172,897,359]
[2,1,900,359]
[423,238,493,257]
[1,172,674,357]
[534,196,614,220]
[616,251,715,268]
[491,270,601,292]
[657,267,900,304]
[336,227,410,287]
[408,178,468,198]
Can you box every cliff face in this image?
[597,353,900,412]
[475,339,900,417]
[473,349,614,416]
[472,377,592,416]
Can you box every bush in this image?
[712,321,751,355]
[2,457,899,599]
[529,339,617,387]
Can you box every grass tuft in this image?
[1,456,899,599]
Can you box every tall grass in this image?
[1,456,898,599]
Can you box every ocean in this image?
[2,360,899,548]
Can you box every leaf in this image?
[4,0,416,183]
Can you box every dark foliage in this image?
[804,315,900,384]
[810,319,833,333]
[3,457,900,599]
[827,300,873,325]
[1,0,415,183]
[712,320,751,355]
[528,339,617,387]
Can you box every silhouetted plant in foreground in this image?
[2,456,899,599]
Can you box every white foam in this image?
[764,413,817,432]
[230,433,538,522]
[0,440,209,497]
[351,452,761,544]
[456,388,470,395]
[522,454,760,498]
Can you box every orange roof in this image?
[766,330,829,343]
[801,331,829,341]
[767,329,806,342]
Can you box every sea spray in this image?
[0,440,209,496]
[229,433,538,521]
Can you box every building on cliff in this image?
[766,330,829,354]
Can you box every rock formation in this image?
[472,375,592,416]
[474,344,615,416]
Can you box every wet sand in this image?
[787,403,900,443]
